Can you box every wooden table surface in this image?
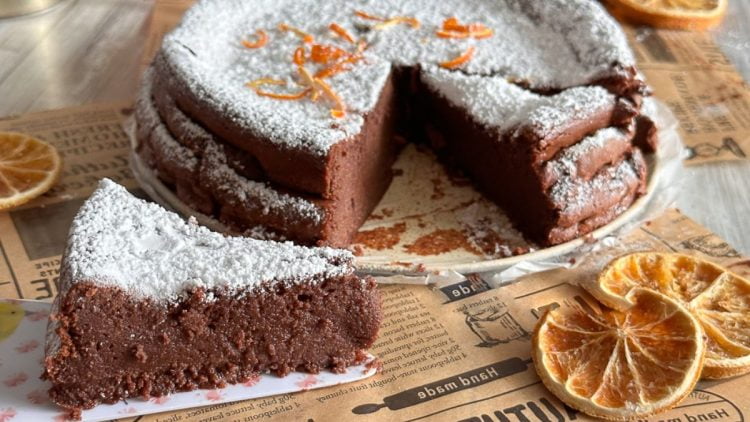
[1,0,749,254]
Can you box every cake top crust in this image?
[160,0,635,156]
[62,180,353,302]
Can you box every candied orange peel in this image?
[329,23,355,44]
[439,46,475,69]
[310,44,349,64]
[278,23,314,43]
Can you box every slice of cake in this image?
[42,179,382,413]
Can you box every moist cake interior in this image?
[43,180,382,412]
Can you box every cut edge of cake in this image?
[43,179,382,414]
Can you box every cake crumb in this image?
[133,345,148,363]
[354,223,407,250]
[404,229,481,256]
[350,244,364,256]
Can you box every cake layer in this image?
[549,149,647,230]
[540,126,636,190]
[46,277,380,411]
[418,73,648,246]
[138,69,399,246]
[44,180,382,412]
[136,74,326,241]
[142,64,651,247]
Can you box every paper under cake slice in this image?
[42,179,382,413]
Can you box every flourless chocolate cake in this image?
[135,0,657,247]
[43,180,382,414]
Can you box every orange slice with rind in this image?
[0,132,61,211]
[604,0,728,30]
[590,252,750,379]
[533,288,705,421]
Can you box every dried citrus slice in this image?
[0,132,61,211]
[533,288,705,420]
[604,0,727,30]
[590,252,750,379]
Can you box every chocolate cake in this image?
[135,0,657,247]
[43,179,382,413]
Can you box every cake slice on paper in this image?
[42,179,382,414]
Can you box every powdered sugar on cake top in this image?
[160,0,635,156]
[420,66,615,137]
[62,180,353,302]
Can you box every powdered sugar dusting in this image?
[525,87,614,138]
[62,180,353,302]
[550,153,640,217]
[546,127,626,178]
[420,66,615,135]
[160,0,635,156]
[138,70,325,227]
[201,141,324,227]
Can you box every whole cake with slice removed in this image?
[43,179,382,414]
[135,0,658,249]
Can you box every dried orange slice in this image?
[590,252,750,379]
[0,132,61,211]
[603,0,727,30]
[533,288,705,420]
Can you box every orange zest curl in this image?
[314,77,346,118]
[297,65,320,101]
[436,29,469,39]
[255,88,311,100]
[241,29,269,49]
[354,10,385,21]
[329,23,355,44]
[437,17,493,40]
[443,17,464,32]
[310,44,349,64]
[245,78,286,88]
[246,78,310,100]
[314,55,363,79]
[293,47,306,65]
[355,40,368,55]
[439,46,475,69]
[354,10,419,30]
[471,27,494,39]
[374,16,420,30]
[278,23,314,44]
